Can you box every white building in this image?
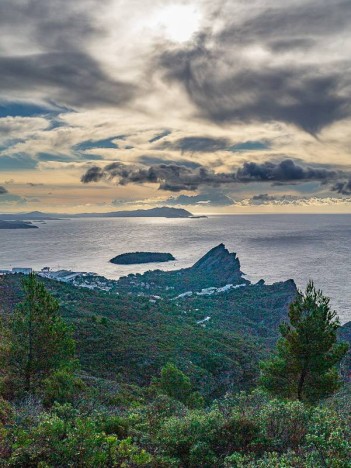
[12,267,33,275]
[0,269,11,276]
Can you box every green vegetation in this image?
[155,363,204,408]
[0,274,269,398]
[260,281,349,403]
[0,274,78,399]
[110,252,175,264]
[0,274,350,466]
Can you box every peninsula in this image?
[0,220,38,229]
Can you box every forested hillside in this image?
[0,273,295,399]
[0,259,350,466]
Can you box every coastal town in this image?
[0,266,115,292]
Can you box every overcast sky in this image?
[1,0,351,213]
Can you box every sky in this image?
[0,0,351,214]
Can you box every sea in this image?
[1,214,350,323]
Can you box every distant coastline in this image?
[0,220,38,230]
[0,206,195,223]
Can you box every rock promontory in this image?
[191,243,244,282]
[117,243,249,295]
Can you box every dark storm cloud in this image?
[80,166,105,183]
[81,158,345,192]
[160,50,348,134]
[331,179,351,195]
[222,0,351,44]
[0,186,8,195]
[81,162,237,191]
[237,159,337,182]
[0,53,135,109]
[159,136,231,153]
[158,1,351,133]
[0,0,136,109]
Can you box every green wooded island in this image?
[110,252,176,264]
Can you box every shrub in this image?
[258,399,310,451]
[111,437,153,467]
[98,414,130,439]
[42,369,85,407]
[158,407,261,465]
[306,407,351,467]
[158,409,223,464]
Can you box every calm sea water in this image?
[0,214,350,323]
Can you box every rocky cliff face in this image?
[117,244,249,295]
[191,244,247,285]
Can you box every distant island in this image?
[0,207,194,221]
[0,220,38,229]
[0,211,61,221]
[110,252,175,265]
[73,207,193,218]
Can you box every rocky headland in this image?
[116,244,251,295]
[0,220,38,229]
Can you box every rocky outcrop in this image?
[110,252,175,265]
[191,244,246,285]
[117,244,249,295]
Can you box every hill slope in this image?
[0,245,297,399]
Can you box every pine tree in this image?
[260,281,348,404]
[0,274,77,397]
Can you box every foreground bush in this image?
[7,404,153,467]
[0,390,349,466]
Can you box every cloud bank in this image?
[81,158,348,192]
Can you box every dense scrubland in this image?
[0,272,350,467]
